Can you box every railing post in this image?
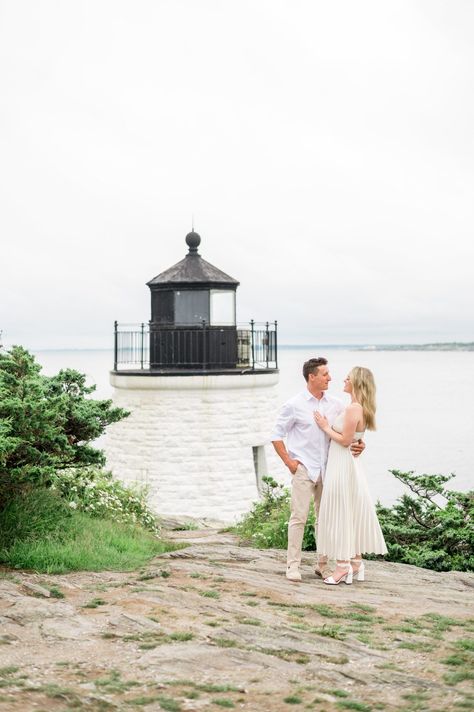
[265,321,269,369]
[202,319,207,370]
[113,321,118,370]
[140,322,145,370]
[250,319,255,371]
[274,320,278,369]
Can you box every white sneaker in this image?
[286,566,302,582]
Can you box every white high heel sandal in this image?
[324,564,353,585]
[351,559,365,582]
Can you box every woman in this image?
[314,367,387,585]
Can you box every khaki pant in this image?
[287,464,323,569]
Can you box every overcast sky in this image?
[1,0,473,349]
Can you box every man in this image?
[271,357,364,582]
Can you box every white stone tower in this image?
[105,230,280,522]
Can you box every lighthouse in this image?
[105,230,280,522]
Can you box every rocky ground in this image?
[0,525,473,712]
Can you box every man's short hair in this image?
[303,357,328,382]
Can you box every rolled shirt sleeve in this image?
[271,401,295,441]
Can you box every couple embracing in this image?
[271,357,387,585]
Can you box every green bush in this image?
[235,477,316,551]
[236,472,473,573]
[375,470,474,572]
[50,467,160,534]
[0,346,128,505]
[0,347,175,573]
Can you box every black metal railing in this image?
[113,320,278,372]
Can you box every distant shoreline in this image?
[279,342,474,351]
[355,342,474,352]
[5,341,473,353]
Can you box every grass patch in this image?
[200,590,220,599]
[455,638,474,651]
[336,701,371,711]
[185,690,200,699]
[312,625,346,640]
[83,597,107,609]
[0,667,19,677]
[283,696,302,704]
[442,654,468,666]
[445,670,474,685]
[26,683,82,705]
[172,521,199,531]
[213,700,235,708]
[375,662,401,671]
[441,638,474,686]
[0,488,178,573]
[398,640,434,652]
[197,684,241,693]
[169,632,193,642]
[256,647,310,664]
[122,629,195,649]
[310,603,342,619]
[155,697,182,711]
[94,669,140,693]
[212,637,238,648]
[421,613,466,631]
[350,603,376,613]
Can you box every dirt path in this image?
[0,527,473,711]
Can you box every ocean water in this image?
[33,346,473,505]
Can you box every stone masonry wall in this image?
[104,373,288,522]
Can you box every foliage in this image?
[235,476,316,550]
[236,472,473,573]
[375,470,474,572]
[0,346,129,505]
[0,487,174,573]
[50,467,160,534]
[0,485,72,545]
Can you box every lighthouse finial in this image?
[186,228,201,254]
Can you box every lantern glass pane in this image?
[175,290,209,325]
[210,290,235,326]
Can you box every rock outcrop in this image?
[0,527,473,711]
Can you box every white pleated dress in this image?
[317,413,387,561]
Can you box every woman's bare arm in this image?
[314,403,363,447]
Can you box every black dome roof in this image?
[147,231,239,288]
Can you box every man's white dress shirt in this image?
[271,389,344,482]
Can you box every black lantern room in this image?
[146,231,240,369]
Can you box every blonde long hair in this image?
[350,367,376,431]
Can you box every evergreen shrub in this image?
[236,476,316,551]
[374,470,473,572]
[0,345,128,505]
[236,472,474,573]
